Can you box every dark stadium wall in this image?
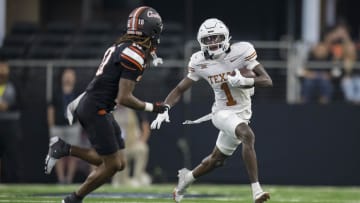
[145,0,289,41]
[38,0,290,41]
[6,0,40,33]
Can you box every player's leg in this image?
[212,109,269,202]
[69,146,102,166]
[63,113,126,203]
[192,147,228,177]
[235,123,258,182]
[62,150,126,203]
[174,138,229,203]
[76,150,126,196]
[235,123,269,203]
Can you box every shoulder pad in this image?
[230,42,257,61]
[120,43,145,70]
[188,51,205,67]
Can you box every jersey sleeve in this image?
[116,45,146,81]
[241,42,260,70]
[186,53,201,81]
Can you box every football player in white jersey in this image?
[151,18,272,203]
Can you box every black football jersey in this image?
[85,41,146,111]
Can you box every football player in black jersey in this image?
[44,6,169,203]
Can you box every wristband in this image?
[165,104,171,110]
[144,102,154,112]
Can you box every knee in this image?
[110,157,126,172]
[116,159,126,171]
[235,124,255,145]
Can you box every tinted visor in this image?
[201,35,225,45]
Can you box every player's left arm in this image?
[252,64,273,87]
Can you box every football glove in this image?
[152,102,170,113]
[152,57,163,67]
[227,69,255,87]
[151,50,163,67]
[150,108,170,129]
[145,102,170,113]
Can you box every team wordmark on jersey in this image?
[207,72,232,84]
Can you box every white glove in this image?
[227,69,254,87]
[152,57,163,67]
[150,109,170,129]
[150,51,163,67]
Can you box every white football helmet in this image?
[197,18,230,58]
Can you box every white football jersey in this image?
[187,42,259,113]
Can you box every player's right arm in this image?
[163,52,201,108]
[252,64,273,87]
[151,53,201,129]
[164,77,195,108]
[150,76,194,129]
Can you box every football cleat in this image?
[173,168,191,203]
[173,188,184,203]
[62,192,83,203]
[254,191,270,203]
[44,136,70,174]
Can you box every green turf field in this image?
[0,184,359,203]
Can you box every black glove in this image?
[152,102,170,113]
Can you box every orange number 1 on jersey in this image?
[220,83,237,106]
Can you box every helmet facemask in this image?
[197,18,230,58]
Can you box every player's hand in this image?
[152,102,170,113]
[227,69,254,87]
[150,109,170,129]
[152,57,163,66]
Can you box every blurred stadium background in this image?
[0,0,360,195]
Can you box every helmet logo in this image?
[147,10,161,19]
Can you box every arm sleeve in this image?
[241,42,260,70]
[186,55,201,81]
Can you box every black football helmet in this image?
[127,6,163,46]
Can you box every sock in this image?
[251,182,263,199]
[185,171,196,184]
